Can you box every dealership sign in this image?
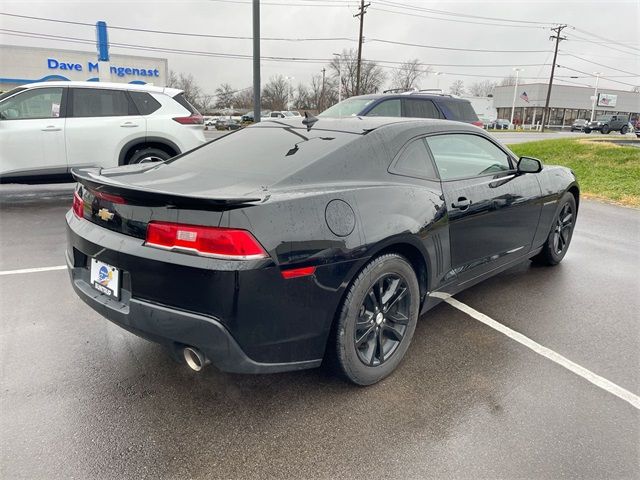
[47,58,160,78]
[597,93,617,107]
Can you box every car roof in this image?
[255,116,479,135]
[348,92,471,103]
[15,81,182,97]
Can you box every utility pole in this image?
[333,53,342,103]
[320,67,326,111]
[540,24,567,131]
[354,0,370,96]
[590,72,602,122]
[252,0,261,123]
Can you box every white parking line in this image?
[0,265,67,276]
[445,296,640,410]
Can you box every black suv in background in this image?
[584,114,630,134]
[319,91,483,126]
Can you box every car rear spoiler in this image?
[71,167,264,210]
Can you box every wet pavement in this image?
[0,188,638,479]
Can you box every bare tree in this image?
[329,49,386,97]
[500,75,517,86]
[468,80,498,97]
[166,70,214,112]
[166,70,179,88]
[198,94,214,114]
[449,80,465,96]
[390,59,430,91]
[295,83,312,110]
[233,87,254,109]
[214,83,236,109]
[309,74,338,111]
[262,75,289,111]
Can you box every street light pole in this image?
[510,68,523,130]
[252,0,261,123]
[590,72,602,122]
[435,72,443,90]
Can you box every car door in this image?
[424,133,542,282]
[0,86,67,178]
[65,87,145,169]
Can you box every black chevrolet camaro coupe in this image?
[66,117,579,385]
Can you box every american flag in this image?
[520,91,530,103]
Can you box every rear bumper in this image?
[65,211,356,373]
[66,251,320,373]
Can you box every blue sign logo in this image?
[47,58,160,78]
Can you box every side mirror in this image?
[518,156,542,174]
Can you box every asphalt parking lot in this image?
[1,185,639,479]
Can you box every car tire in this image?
[584,128,591,134]
[128,147,172,164]
[601,125,610,134]
[621,125,629,134]
[331,254,420,385]
[532,192,577,266]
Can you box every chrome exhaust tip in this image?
[183,347,209,372]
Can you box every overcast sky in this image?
[1,0,638,95]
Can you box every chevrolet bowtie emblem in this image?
[97,208,115,221]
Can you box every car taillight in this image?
[172,114,204,125]
[145,221,268,260]
[471,121,484,127]
[72,191,84,219]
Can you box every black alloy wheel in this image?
[532,192,577,266]
[332,254,419,385]
[354,273,411,367]
[552,202,574,255]
[601,125,610,134]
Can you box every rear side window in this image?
[173,93,200,114]
[0,87,63,120]
[403,99,443,119]
[129,91,161,115]
[444,100,479,122]
[425,134,512,180]
[390,138,438,179]
[71,88,135,117]
[367,99,401,117]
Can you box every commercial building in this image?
[492,83,640,128]
[0,45,168,92]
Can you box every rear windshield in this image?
[445,100,479,122]
[173,93,200,114]
[170,125,358,180]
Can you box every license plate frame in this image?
[89,258,120,300]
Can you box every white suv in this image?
[0,81,206,182]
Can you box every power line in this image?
[0,12,356,42]
[560,52,640,77]
[367,38,549,54]
[376,0,556,26]
[368,6,547,30]
[572,26,640,53]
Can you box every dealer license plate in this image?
[90,258,120,300]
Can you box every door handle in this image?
[120,122,139,128]
[452,197,471,210]
[42,126,61,131]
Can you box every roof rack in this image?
[382,88,415,94]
